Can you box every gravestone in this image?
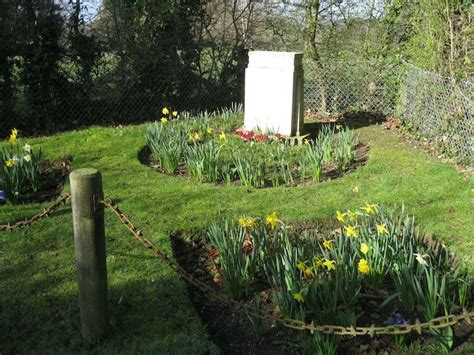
[244,51,304,137]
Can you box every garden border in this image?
[102,197,474,337]
[1,195,472,338]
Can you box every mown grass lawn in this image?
[1,118,473,353]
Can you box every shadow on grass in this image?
[304,111,386,139]
[0,250,213,354]
[0,206,72,226]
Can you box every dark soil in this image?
[16,156,71,204]
[170,227,474,354]
[171,230,293,354]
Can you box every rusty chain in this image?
[2,192,471,337]
[2,195,472,336]
[0,194,71,232]
[102,197,474,337]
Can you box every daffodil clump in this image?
[159,106,178,124]
[147,107,360,188]
[204,204,470,352]
[332,204,471,324]
[1,129,43,203]
[207,212,285,299]
[146,106,240,177]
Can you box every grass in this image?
[0,117,473,353]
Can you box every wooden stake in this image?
[70,168,109,342]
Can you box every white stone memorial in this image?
[244,51,304,137]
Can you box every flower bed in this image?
[172,205,472,353]
[1,129,70,204]
[144,107,367,188]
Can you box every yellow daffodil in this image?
[336,124,343,130]
[207,127,214,135]
[304,138,310,145]
[322,258,336,271]
[336,210,346,223]
[304,266,314,278]
[358,259,370,274]
[344,225,358,237]
[348,210,357,221]
[360,243,370,255]
[322,239,332,250]
[293,293,304,303]
[23,144,31,153]
[362,204,376,214]
[239,216,255,228]
[188,132,201,143]
[172,111,178,117]
[245,217,255,228]
[5,159,15,168]
[296,261,306,271]
[414,253,429,266]
[160,117,168,124]
[352,186,360,193]
[162,107,169,115]
[23,154,31,163]
[314,257,324,268]
[376,223,388,235]
[265,212,278,229]
[218,132,227,141]
[8,128,18,145]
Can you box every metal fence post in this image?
[70,168,109,342]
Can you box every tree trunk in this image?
[304,0,327,113]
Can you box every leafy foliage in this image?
[205,205,471,353]
[0,129,42,203]
[146,108,360,188]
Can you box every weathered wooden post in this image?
[70,168,109,342]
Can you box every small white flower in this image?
[23,154,31,162]
[414,253,429,266]
[23,144,31,153]
[12,156,19,163]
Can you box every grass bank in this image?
[1,119,472,353]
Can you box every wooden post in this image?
[70,168,109,342]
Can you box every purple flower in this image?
[385,312,409,326]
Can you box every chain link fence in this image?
[398,63,473,164]
[1,57,472,163]
[302,60,472,164]
[0,70,240,136]
[303,59,400,115]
